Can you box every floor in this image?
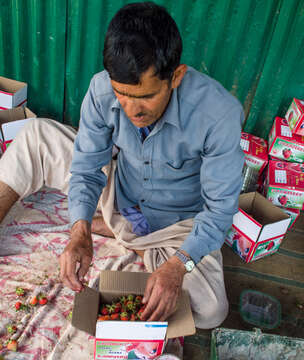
[183,213,304,359]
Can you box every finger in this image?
[147,300,167,322]
[141,287,160,320]
[66,255,83,291]
[78,255,92,281]
[60,253,76,290]
[142,275,155,304]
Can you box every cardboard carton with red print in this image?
[285,98,304,136]
[225,192,290,263]
[264,160,304,210]
[268,117,304,164]
[240,132,268,175]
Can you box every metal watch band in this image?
[174,249,195,272]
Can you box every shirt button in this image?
[144,161,150,165]
[140,199,145,203]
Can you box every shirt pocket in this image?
[162,157,201,180]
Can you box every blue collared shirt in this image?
[68,66,244,263]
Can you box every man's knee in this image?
[193,295,229,329]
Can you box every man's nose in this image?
[121,97,143,117]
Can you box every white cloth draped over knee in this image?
[0,118,228,329]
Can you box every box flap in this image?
[0,107,27,125]
[166,289,196,338]
[0,76,27,93]
[259,218,291,242]
[72,286,100,336]
[99,270,149,295]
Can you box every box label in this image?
[286,99,304,136]
[225,226,255,262]
[251,236,284,261]
[266,186,304,209]
[95,339,164,359]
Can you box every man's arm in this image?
[141,104,244,321]
[60,76,114,291]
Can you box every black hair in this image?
[103,2,182,84]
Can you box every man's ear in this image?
[171,64,187,89]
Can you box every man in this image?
[0,2,244,328]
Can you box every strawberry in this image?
[130,313,136,321]
[15,301,22,311]
[15,287,25,297]
[100,306,109,315]
[120,311,129,321]
[126,300,135,311]
[119,295,127,304]
[137,305,146,320]
[38,294,48,305]
[134,295,143,304]
[106,304,116,314]
[30,296,38,306]
[6,324,17,334]
[97,315,110,321]
[7,339,18,352]
[278,195,288,206]
[127,294,134,302]
[113,302,122,313]
[283,148,292,159]
[110,313,120,320]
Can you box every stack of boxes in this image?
[225,98,304,263]
[0,76,36,154]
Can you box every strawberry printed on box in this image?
[265,160,304,210]
[268,117,304,163]
[225,192,290,263]
[240,132,268,175]
[285,98,304,136]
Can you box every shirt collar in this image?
[110,86,181,131]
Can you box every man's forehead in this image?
[111,84,159,99]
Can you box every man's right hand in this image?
[59,220,93,292]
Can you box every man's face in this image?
[111,65,186,128]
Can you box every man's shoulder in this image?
[179,66,242,120]
[90,70,116,99]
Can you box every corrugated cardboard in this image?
[0,76,27,110]
[72,270,196,339]
[0,107,36,153]
[225,192,290,262]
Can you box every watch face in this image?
[185,260,195,272]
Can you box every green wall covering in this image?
[0,0,303,139]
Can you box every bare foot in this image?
[91,216,115,238]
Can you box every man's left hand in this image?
[141,256,186,321]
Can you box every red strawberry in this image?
[15,301,22,311]
[6,324,17,334]
[100,306,109,315]
[278,195,288,206]
[113,302,122,313]
[110,313,120,320]
[283,148,292,159]
[130,313,136,321]
[134,295,143,304]
[15,287,25,297]
[98,315,110,321]
[267,241,275,250]
[126,300,135,311]
[137,305,146,320]
[120,312,129,321]
[7,339,18,352]
[38,294,48,305]
[30,296,38,306]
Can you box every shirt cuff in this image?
[69,204,96,227]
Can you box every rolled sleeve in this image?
[180,105,244,263]
[68,77,113,226]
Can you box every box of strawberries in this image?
[71,270,195,360]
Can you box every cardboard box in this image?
[0,107,36,153]
[279,207,300,230]
[225,192,290,262]
[0,76,27,110]
[264,160,304,210]
[240,132,268,175]
[268,117,304,163]
[72,270,195,360]
[285,98,304,136]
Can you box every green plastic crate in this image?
[210,328,304,360]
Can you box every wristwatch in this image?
[174,249,195,272]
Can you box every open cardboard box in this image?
[225,192,290,262]
[72,270,196,359]
[0,107,36,153]
[0,76,27,110]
